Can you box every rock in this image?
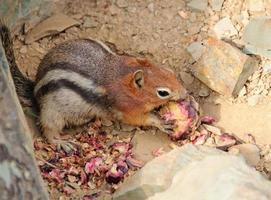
[113,145,226,200]
[190,37,258,96]
[180,71,194,85]
[198,85,210,97]
[114,144,271,200]
[148,151,271,200]
[187,0,208,11]
[186,42,206,61]
[209,0,224,11]
[243,17,271,58]
[213,17,238,39]
[25,14,80,44]
[229,144,260,166]
[247,95,261,106]
[247,0,264,12]
[263,61,271,74]
[178,10,188,19]
[131,131,171,163]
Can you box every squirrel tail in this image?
[0,19,35,106]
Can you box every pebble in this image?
[178,10,188,19]
[187,0,208,11]
[247,95,261,106]
[238,87,247,97]
[180,71,194,85]
[198,85,210,97]
[186,42,205,61]
[228,144,260,166]
[209,0,224,11]
[213,17,238,39]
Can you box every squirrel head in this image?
[116,57,187,109]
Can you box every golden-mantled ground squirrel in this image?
[0,21,187,151]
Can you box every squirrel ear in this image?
[133,70,144,88]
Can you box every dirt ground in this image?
[13,0,271,144]
[11,0,271,199]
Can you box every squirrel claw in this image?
[56,140,80,155]
[159,119,177,135]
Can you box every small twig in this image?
[35,155,58,169]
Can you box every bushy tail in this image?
[0,19,34,105]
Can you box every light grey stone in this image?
[243,17,271,58]
[213,17,238,39]
[209,0,224,11]
[114,144,271,200]
[149,152,271,200]
[113,145,226,200]
[187,0,208,11]
[186,42,205,61]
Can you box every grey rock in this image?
[186,42,205,61]
[113,145,226,200]
[213,17,238,39]
[209,0,224,11]
[114,144,271,200]
[149,151,271,200]
[243,17,271,58]
[187,0,208,11]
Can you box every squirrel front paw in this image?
[146,114,176,134]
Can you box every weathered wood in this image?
[0,45,48,200]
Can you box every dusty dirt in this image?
[11,0,271,199]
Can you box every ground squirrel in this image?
[0,21,187,152]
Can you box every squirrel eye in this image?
[156,87,172,99]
